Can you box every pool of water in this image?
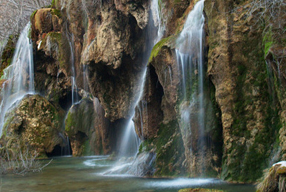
[0,156,256,192]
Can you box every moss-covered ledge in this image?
[179,188,225,192]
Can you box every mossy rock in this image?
[178,188,225,192]
[153,120,185,177]
[277,166,286,175]
[65,98,96,156]
[1,94,66,158]
[40,32,70,70]
[149,35,177,63]
[0,35,17,78]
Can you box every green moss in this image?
[65,112,74,133]
[41,32,70,69]
[220,15,280,182]
[148,36,176,63]
[138,139,153,153]
[0,36,17,78]
[263,27,273,58]
[30,10,38,20]
[82,140,92,156]
[152,120,185,177]
[51,0,55,7]
[51,9,61,18]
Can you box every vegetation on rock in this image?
[0,94,66,158]
[178,189,224,192]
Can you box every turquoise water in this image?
[0,156,256,192]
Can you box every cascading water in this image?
[176,0,206,174]
[67,32,79,105]
[151,0,165,42]
[0,23,34,136]
[118,0,166,158]
[105,0,165,175]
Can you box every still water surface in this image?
[0,156,256,192]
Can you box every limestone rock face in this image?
[263,6,286,161]
[79,0,148,121]
[134,66,164,139]
[34,0,152,122]
[65,97,113,156]
[0,94,66,157]
[65,98,95,156]
[204,0,286,182]
[31,7,73,109]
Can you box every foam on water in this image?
[145,178,220,188]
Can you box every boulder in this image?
[0,94,66,158]
[65,97,112,156]
[257,161,286,192]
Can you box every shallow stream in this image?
[0,156,256,192]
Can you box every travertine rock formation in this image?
[1,94,65,157]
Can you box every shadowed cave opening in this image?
[46,137,72,157]
[59,90,82,110]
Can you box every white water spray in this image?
[68,33,79,105]
[0,23,34,136]
[151,0,165,42]
[118,66,147,157]
[176,0,205,173]
[105,0,165,176]
[118,0,166,158]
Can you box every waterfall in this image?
[151,0,165,42]
[175,0,205,174]
[118,67,147,157]
[67,33,79,105]
[0,23,34,136]
[103,0,165,176]
[118,0,165,158]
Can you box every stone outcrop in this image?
[65,97,113,156]
[0,94,66,158]
[65,98,95,156]
[203,0,286,182]
[80,1,148,121]
[256,162,286,192]
[31,8,74,110]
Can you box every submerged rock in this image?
[0,94,66,158]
